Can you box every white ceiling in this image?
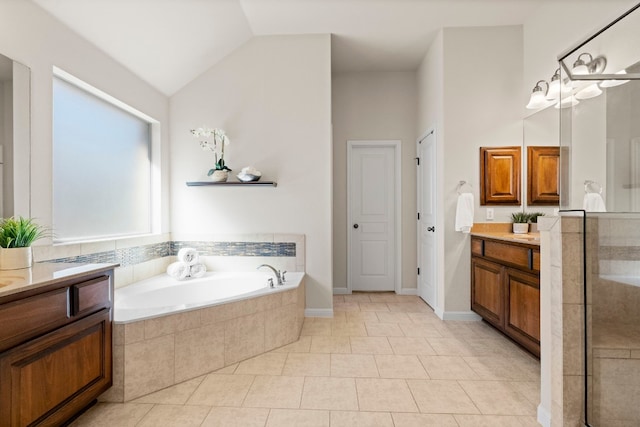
[32,0,550,95]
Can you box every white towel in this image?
[167,262,190,280]
[455,193,474,233]
[177,248,199,265]
[189,263,207,278]
[583,193,607,212]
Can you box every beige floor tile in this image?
[300,321,332,336]
[266,409,330,426]
[343,293,372,303]
[463,356,537,381]
[398,323,444,338]
[454,414,535,426]
[391,412,459,426]
[375,355,428,379]
[69,403,153,427]
[132,376,205,404]
[458,380,536,415]
[356,378,419,412]
[375,311,413,323]
[518,415,545,426]
[330,410,394,426]
[243,375,305,409]
[187,374,255,406]
[418,355,480,380]
[406,379,479,414]
[201,407,269,427]
[407,312,441,323]
[426,337,476,356]
[235,352,288,376]
[136,404,211,427]
[387,302,431,312]
[359,302,390,312]
[350,337,393,354]
[506,381,541,406]
[366,293,397,303]
[331,322,368,337]
[309,336,351,354]
[333,295,345,304]
[331,354,379,377]
[346,311,380,323]
[282,353,330,376]
[213,363,238,374]
[333,302,361,312]
[300,377,358,410]
[365,321,405,337]
[272,336,312,353]
[388,337,436,355]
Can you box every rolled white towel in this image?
[189,263,207,278]
[167,262,190,280]
[177,247,199,265]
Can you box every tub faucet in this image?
[258,264,283,286]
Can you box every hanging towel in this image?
[177,247,199,265]
[583,193,607,212]
[167,262,190,280]
[455,193,474,233]
[189,263,207,278]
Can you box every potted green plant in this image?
[511,212,530,234]
[0,217,47,270]
[191,127,232,182]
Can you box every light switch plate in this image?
[486,208,494,220]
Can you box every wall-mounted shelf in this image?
[186,181,277,187]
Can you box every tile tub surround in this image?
[101,279,306,402]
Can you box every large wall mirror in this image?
[0,52,30,218]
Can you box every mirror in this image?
[0,53,30,218]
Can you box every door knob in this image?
[353,224,359,229]
[427,226,435,232]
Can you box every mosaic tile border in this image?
[45,241,297,268]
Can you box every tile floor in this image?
[72,293,541,426]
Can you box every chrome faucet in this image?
[257,264,285,286]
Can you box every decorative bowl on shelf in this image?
[237,173,261,182]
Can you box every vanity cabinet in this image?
[0,268,114,426]
[471,237,540,357]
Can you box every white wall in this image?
[0,0,170,235]
[169,35,333,311]
[332,71,417,292]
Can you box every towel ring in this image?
[584,180,603,194]
[456,180,473,195]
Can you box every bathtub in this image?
[114,271,304,323]
[103,271,306,402]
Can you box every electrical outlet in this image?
[486,208,494,220]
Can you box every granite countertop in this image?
[0,262,118,299]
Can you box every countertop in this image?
[470,231,541,246]
[0,262,118,299]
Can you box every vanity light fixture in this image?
[572,52,607,76]
[600,70,630,88]
[546,68,571,100]
[526,80,552,110]
[575,83,602,100]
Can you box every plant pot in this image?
[529,223,538,233]
[512,223,529,234]
[0,247,33,270]
[209,170,229,182]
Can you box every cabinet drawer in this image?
[72,276,111,317]
[471,238,484,256]
[484,240,532,270]
[0,288,69,352]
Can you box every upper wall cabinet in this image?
[527,146,560,205]
[480,146,521,205]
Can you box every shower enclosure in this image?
[558,4,640,426]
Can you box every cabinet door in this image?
[527,146,560,205]
[480,146,521,205]
[471,257,504,329]
[0,309,112,427]
[505,267,540,357]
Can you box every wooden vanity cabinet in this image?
[0,269,113,426]
[471,237,540,357]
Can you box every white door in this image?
[348,142,398,292]
[417,130,437,307]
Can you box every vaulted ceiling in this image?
[33,0,552,95]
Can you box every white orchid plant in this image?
[190,127,231,174]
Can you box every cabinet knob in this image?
[427,226,435,232]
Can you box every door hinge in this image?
[415,157,420,165]
[417,267,420,275]
[417,212,420,220]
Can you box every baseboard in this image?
[398,288,417,295]
[333,288,350,295]
[537,404,551,427]
[304,308,334,318]
[437,310,482,321]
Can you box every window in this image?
[53,69,158,243]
